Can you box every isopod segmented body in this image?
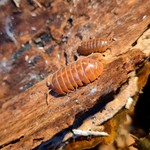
[77,38,108,55]
[47,58,103,94]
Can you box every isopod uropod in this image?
[47,58,103,95]
[77,38,108,55]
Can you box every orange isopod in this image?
[47,58,103,94]
[77,38,108,55]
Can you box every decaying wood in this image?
[0,0,150,149]
[61,72,139,144]
[0,49,146,149]
[0,0,150,100]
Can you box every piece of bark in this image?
[60,72,139,145]
[62,27,150,146]
[0,1,150,149]
[0,49,146,149]
[0,0,150,101]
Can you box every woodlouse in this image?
[47,58,103,95]
[77,38,108,55]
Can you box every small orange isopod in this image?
[77,38,108,55]
[47,58,103,94]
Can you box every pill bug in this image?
[47,58,103,95]
[77,38,108,55]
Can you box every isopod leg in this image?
[45,90,50,105]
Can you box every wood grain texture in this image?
[0,0,150,149]
[0,49,146,149]
[0,0,149,100]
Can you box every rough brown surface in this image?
[0,49,146,149]
[0,0,150,149]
